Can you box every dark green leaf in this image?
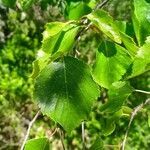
[19,0,36,10]
[34,56,99,132]
[24,138,51,150]
[100,81,133,113]
[87,10,121,43]
[1,0,16,7]
[92,41,132,89]
[122,106,132,116]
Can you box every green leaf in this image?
[19,0,36,10]
[115,20,138,56]
[120,32,138,57]
[34,56,99,133]
[42,22,80,57]
[100,81,133,113]
[1,0,16,7]
[100,109,124,136]
[101,118,116,136]
[24,138,51,150]
[130,36,150,78]
[66,1,92,20]
[122,106,132,116]
[133,0,150,45]
[87,10,121,43]
[92,41,132,89]
[89,137,103,150]
[31,50,49,79]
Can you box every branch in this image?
[82,122,86,150]
[20,110,40,150]
[134,89,150,95]
[94,0,110,11]
[121,98,150,150]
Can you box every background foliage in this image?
[0,0,150,149]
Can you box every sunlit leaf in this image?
[92,41,132,89]
[24,138,51,150]
[42,22,80,58]
[133,0,150,45]
[1,0,16,7]
[87,10,121,43]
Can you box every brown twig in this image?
[121,98,150,150]
[20,110,40,150]
[58,128,66,150]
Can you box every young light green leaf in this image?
[42,22,80,58]
[34,56,99,133]
[133,0,150,45]
[66,1,91,20]
[24,138,51,150]
[115,20,138,56]
[130,36,150,78]
[100,81,133,113]
[31,50,49,79]
[92,41,132,89]
[122,106,132,116]
[87,10,121,43]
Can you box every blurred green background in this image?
[0,0,150,149]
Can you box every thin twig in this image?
[94,0,110,11]
[134,89,150,95]
[20,110,40,150]
[82,122,85,150]
[58,128,66,150]
[121,98,150,150]
[49,128,58,138]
